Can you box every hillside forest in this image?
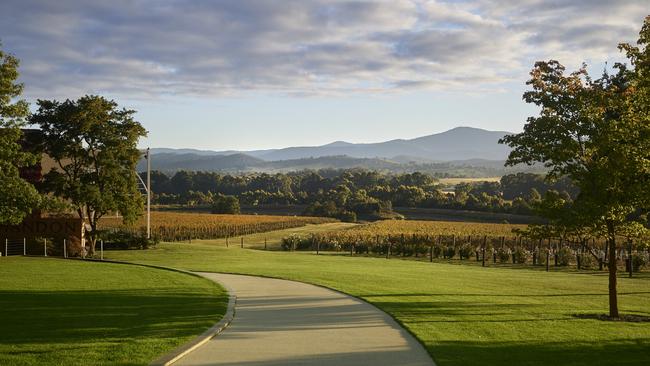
[143,170,577,221]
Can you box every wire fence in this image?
[284,234,650,276]
[1,237,92,259]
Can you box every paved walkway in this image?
[176,273,435,366]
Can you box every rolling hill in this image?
[142,127,532,175]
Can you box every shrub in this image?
[415,244,429,257]
[556,247,573,266]
[100,230,159,250]
[497,248,511,263]
[338,210,357,223]
[632,254,647,272]
[444,246,456,259]
[458,244,473,259]
[28,237,61,256]
[281,235,312,251]
[432,245,443,258]
[211,195,241,214]
[578,252,597,269]
[512,247,528,264]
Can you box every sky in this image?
[1,0,648,150]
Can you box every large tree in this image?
[500,16,650,318]
[0,42,40,224]
[31,95,147,255]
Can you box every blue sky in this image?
[1,0,648,150]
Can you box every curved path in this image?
[175,273,435,366]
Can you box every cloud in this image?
[0,0,647,100]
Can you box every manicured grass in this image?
[0,257,228,366]
[107,243,650,366]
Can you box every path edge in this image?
[57,257,237,366]
[150,274,237,366]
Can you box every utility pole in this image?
[146,148,151,239]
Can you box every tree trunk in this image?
[86,207,98,256]
[606,220,619,318]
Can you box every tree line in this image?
[143,169,577,220]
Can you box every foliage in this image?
[513,247,528,264]
[499,17,650,317]
[211,194,241,214]
[458,243,473,259]
[146,168,573,217]
[0,43,40,224]
[444,246,456,259]
[280,235,312,251]
[342,219,525,238]
[632,254,647,272]
[579,252,598,269]
[556,247,573,267]
[497,248,511,263]
[100,230,160,250]
[31,95,147,255]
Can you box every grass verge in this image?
[0,257,228,366]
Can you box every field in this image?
[106,242,650,366]
[0,257,227,366]
[99,211,336,241]
[438,177,502,186]
[288,220,527,255]
[194,222,358,249]
[344,220,525,237]
[280,220,648,272]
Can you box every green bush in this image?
[632,254,647,272]
[513,247,528,264]
[211,195,241,214]
[557,247,573,266]
[458,244,473,259]
[28,237,61,256]
[281,235,312,251]
[338,210,357,223]
[432,245,443,258]
[497,248,511,263]
[444,246,456,259]
[100,231,159,250]
[578,253,597,269]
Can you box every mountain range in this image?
[140,127,534,176]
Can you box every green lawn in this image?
[107,242,650,366]
[0,257,228,366]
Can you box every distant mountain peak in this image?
[324,141,353,147]
[150,126,515,163]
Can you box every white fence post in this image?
[63,239,67,258]
[23,238,26,256]
[44,238,47,257]
[100,239,104,261]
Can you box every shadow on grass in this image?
[362,291,650,298]
[573,313,650,322]
[0,289,227,345]
[431,339,650,366]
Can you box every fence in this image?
[293,234,650,276]
[1,237,102,259]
